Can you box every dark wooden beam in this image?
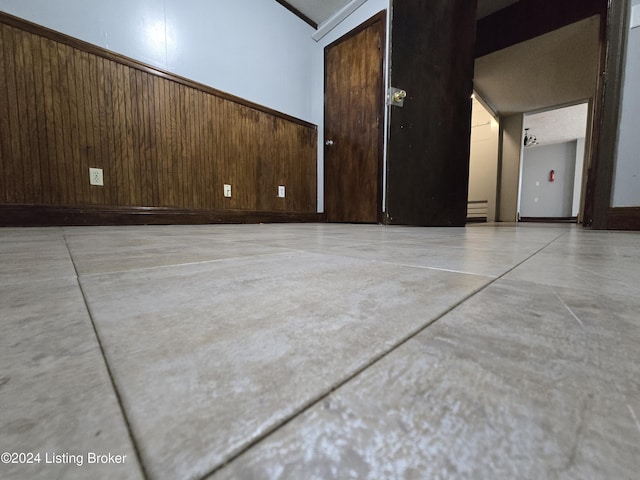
[274,0,318,29]
[476,0,606,57]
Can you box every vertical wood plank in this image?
[32,35,52,204]
[98,56,114,205]
[163,79,175,207]
[152,75,165,206]
[177,84,186,207]
[21,31,44,203]
[144,73,156,206]
[0,26,13,202]
[75,50,92,204]
[122,65,136,206]
[11,29,30,203]
[61,43,79,204]
[91,54,103,204]
[48,37,66,205]
[111,63,125,206]
[189,87,200,208]
[129,69,142,205]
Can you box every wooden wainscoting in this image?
[607,207,640,230]
[0,13,318,226]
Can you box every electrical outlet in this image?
[278,185,286,198]
[224,184,232,198]
[89,168,104,186]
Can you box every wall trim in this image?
[0,205,326,227]
[607,207,640,230]
[0,11,316,130]
[519,217,578,223]
[313,0,369,42]
[275,0,318,29]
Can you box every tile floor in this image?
[1,223,639,480]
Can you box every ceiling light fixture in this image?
[523,128,538,147]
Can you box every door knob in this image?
[392,90,406,103]
[325,139,334,146]
[388,87,407,107]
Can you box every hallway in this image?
[1,223,639,479]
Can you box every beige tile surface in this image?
[212,279,640,480]
[80,251,490,480]
[63,225,292,275]
[0,277,144,480]
[0,228,76,286]
[2,223,639,480]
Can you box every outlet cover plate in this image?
[278,185,285,198]
[89,168,104,186]
[224,184,232,198]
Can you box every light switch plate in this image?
[278,185,285,198]
[224,184,232,198]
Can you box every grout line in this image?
[201,232,568,479]
[553,289,585,328]
[627,404,640,435]
[62,234,150,480]
[374,260,498,278]
[79,250,305,278]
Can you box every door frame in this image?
[323,10,387,223]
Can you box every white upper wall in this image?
[613,0,640,206]
[0,0,317,121]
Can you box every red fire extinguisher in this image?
[549,170,555,182]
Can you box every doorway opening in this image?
[467,93,500,223]
[518,102,589,223]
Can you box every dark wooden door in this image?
[386,0,476,226]
[324,12,385,223]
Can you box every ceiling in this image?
[281,0,521,26]
[282,0,351,25]
[524,103,589,147]
[474,15,601,116]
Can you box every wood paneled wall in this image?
[0,13,317,224]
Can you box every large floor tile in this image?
[63,225,292,275]
[303,241,547,277]
[79,251,490,480]
[212,279,640,480]
[0,228,76,286]
[504,249,640,297]
[0,278,144,480]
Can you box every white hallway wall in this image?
[520,141,577,218]
[0,0,390,213]
[468,98,499,222]
[613,0,640,207]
